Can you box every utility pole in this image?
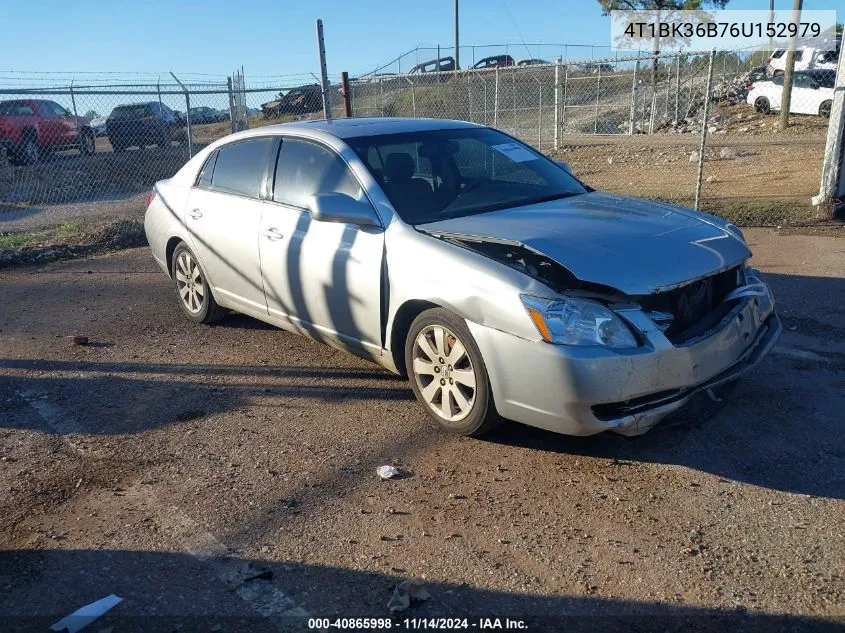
[779,0,803,131]
[454,0,460,69]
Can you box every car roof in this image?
[251,117,482,139]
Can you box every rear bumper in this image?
[470,285,780,436]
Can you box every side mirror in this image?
[555,160,573,175]
[307,192,381,227]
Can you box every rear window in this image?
[209,137,276,198]
[0,102,35,116]
[110,104,153,118]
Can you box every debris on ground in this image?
[387,579,431,613]
[50,594,122,633]
[377,465,402,480]
[72,336,89,346]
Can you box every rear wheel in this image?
[819,100,832,119]
[754,96,771,114]
[405,308,500,436]
[171,243,226,324]
[110,139,124,153]
[79,129,95,155]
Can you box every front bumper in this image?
[470,291,781,436]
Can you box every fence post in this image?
[316,19,332,121]
[227,77,236,133]
[157,80,163,114]
[694,49,716,212]
[537,82,543,149]
[553,60,560,151]
[562,63,568,134]
[812,44,845,219]
[629,60,639,135]
[494,67,499,127]
[341,72,353,117]
[404,77,416,117]
[170,72,192,158]
[69,80,81,148]
[674,55,680,123]
[594,65,601,135]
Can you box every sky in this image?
[1,0,840,81]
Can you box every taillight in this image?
[146,190,156,208]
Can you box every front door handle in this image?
[189,209,202,220]
[262,227,284,241]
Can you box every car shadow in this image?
[0,549,841,632]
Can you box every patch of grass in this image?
[0,233,36,249]
[54,222,81,240]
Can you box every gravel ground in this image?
[0,229,844,632]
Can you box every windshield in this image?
[346,128,588,224]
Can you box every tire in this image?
[754,96,771,114]
[819,100,832,119]
[17,134,40,165]
[773,70,784,78]
[405,308,500,436]
[158,126,172,149]
[79,129,95,155]
[111,140,124,153]
[171,243,226,324]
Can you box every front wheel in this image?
[754,96,771,114]
[819,100,832,119]
[405,308,500,436]
[171,243,226,324]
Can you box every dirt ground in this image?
[0,229,844,631]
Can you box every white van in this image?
[767,44,839,76]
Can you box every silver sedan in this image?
[144,118,780,437]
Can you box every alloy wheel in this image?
[175,251,205,314]
[411,325,477,422]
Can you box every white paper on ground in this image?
[50,594,123,633]
[491,142,537,163]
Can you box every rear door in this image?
[790,74,818,115]
[259,136,385,353]
[186,136,278,313]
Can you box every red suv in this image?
[0,99,95,165]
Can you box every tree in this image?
[836,22,843,34]
[598,1,731,126]
[84,110,100,119]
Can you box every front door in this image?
[259,137,385,355]
[185,136,277,312]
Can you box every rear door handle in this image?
[262,227,284,241]
[189,209,202,220]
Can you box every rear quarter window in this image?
[209,137,276,198]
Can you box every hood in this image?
[417,192,751,295]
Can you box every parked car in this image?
[90,115,108,137]
[144,118,780,438]
[472,55,516,69]
[106,102,184,152]
[0,99,95,164]
[517,58,551,66]
[767,44,839,77]
[189,106,228,124]
[408,57,458,74]
[261,85,323,118]
[747,70,834,118]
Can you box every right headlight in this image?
[521,295,638,349]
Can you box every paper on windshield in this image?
[492,143,537,163]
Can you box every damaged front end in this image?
[422,228,779,436]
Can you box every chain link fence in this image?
[0,48,840,260]
[351,48,840,226]
[0,74,345,255]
